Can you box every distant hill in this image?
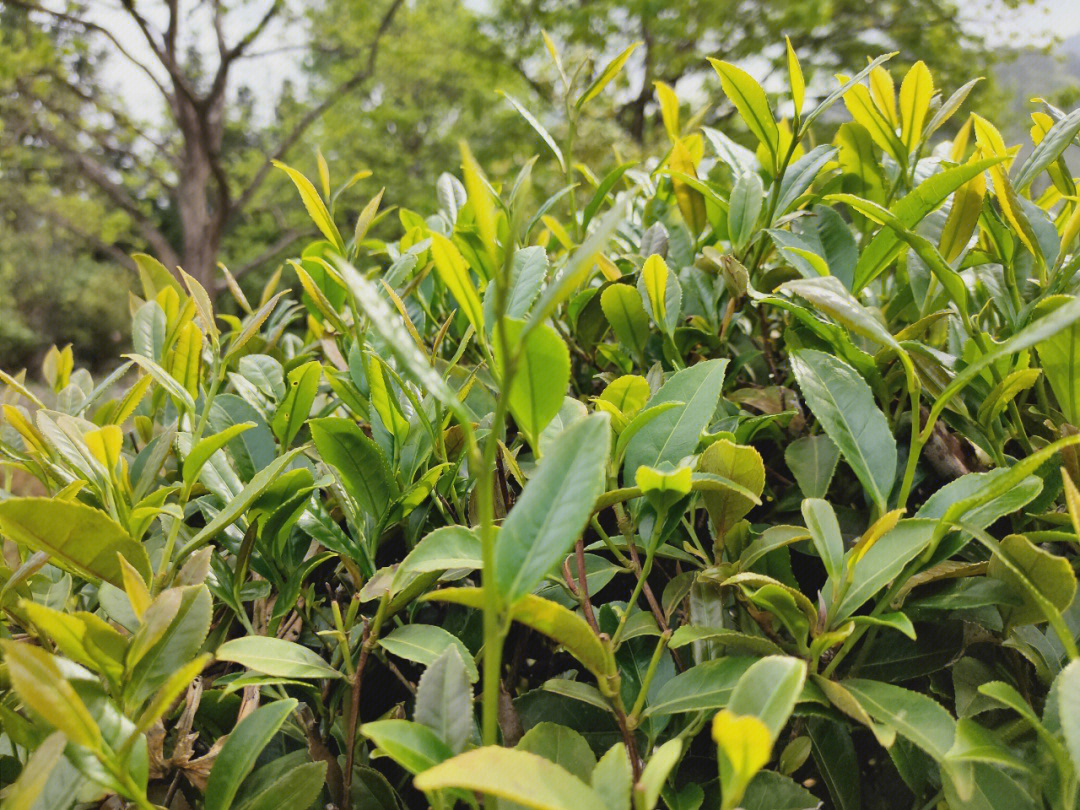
[995,32,1080,120]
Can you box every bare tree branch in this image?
[117,0,200,103]
[212,0,227,59]
[32,125,178,266]
[5,0,174,104]
[204,0,285,111]
[27,85,175,190]
[35,67,176,164]
[34,205,137,271]
[227,0,285,61]
[230,0,405,220]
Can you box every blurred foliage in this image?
[0,0,1073,372]
[0,229,129,371]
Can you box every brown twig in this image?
[575,538,600,633]
[383,657,418,695]
[757,306,783,384]
[342,610,376,809]
[612,703,643,782]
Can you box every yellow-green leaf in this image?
[599,375,651,419]
[416,746,608,810]
[869,65,898,129]
[0,640,102,749]
[698,439,765,541]
[132,253,184,299]
[713,709,772,810]
[708,59,780,169]
[430,233,485,334]
[938,169,985,263]
[0,497,151,587]
[641,254,670,330]
[655,81,680,139]
[460,142,499,263]
[274,160,344,252]
[0,731,66,810]
[120,555,152,618]
[843,81,904,163]
[493,318,570,451]
[579,42,641,108]
[424,588,618,695]
[179,267,219,341]
[316,148,331,200]
[899,61,934,150]
[851,508,905,567]
[168,321,204,401]
[786,38,805,115]
[669,139,707,235]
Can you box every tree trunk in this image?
[174,94,226,293]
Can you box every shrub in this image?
[3,42,1080,810]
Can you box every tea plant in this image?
[3,39,1080,810]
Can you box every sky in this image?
[972,0,1080,46]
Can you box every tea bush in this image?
[3,41,1080,810]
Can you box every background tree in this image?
[0,0,404,292]
[0,0,1070,372]
[488,0,1036,149]
[307,0,537,218]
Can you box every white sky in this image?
[971,0,1080,46]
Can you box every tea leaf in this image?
[494,318,570,450]
[430,233,485,334]
[802,499,844,581]
[0,641,102,749]
[424,589,617,692]
[494,412,610,602]
[414,646,474,753]
[602,283,650,360]
[728,656,807,740]
[713,710,772,810]
[698,439,765,540]
[182,422,255,487]
[0,731,66,810]
[0,498,150,588]
[234,761,327,810]
[380,624,479,683]
[274,160,344,252]
[310,416,394,521]
[791,350,896,512]
[216,636,341,679]
[205,699,299,810]
[709,60,780,169]
[624,359,728,480]
[271,360,321,448]
[1058,661,1080,773]
[579,42,641,108]
[416,746,608,810]
[362,719,453,774]
[843,680,955,759]
[898,61,933,151]
[637,739,681,810]
[518,723,596,782]
[784,434,840,499]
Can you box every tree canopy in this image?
[0,0,1046,367]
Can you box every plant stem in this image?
[628,630,671,725]
[343,594,388,808]
[477,205,520,746]
[574,537,600,632]
[613,538,661,647]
